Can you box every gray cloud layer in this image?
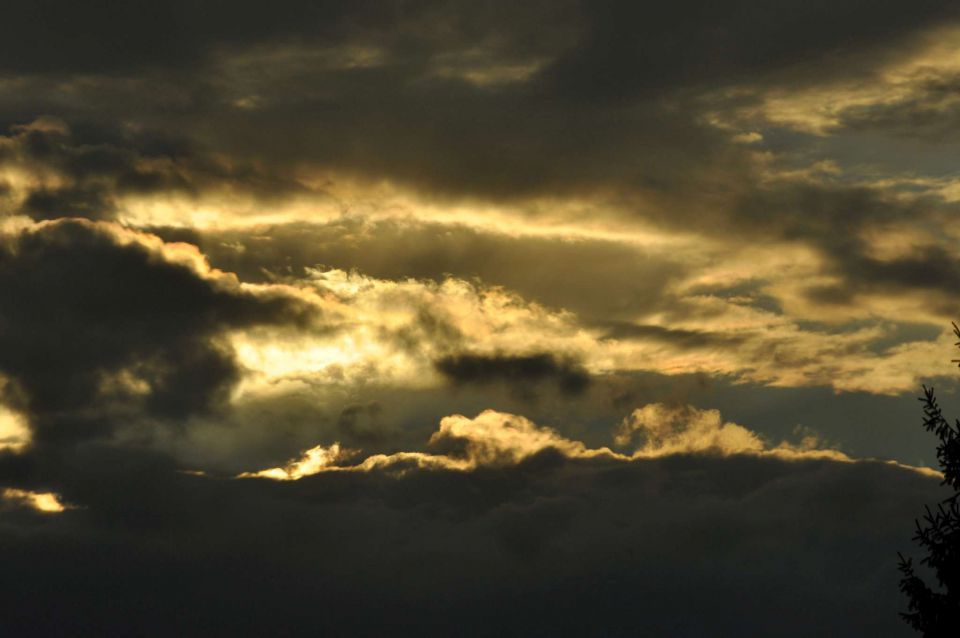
[0,448,942,637]
[0,219,314,447]
[0,3,958,635]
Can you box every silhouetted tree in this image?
[898,323,960,636]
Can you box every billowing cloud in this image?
[1,3,958,635]
[0,218,318,447]
[239,441,351,480]
[239,409,612,477]
[615,403,856,462]
[242,404,882,481]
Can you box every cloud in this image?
[148,218,688,323]
[0,118,308,224]
[0,2,955,241]
[0,487,67,513]
[210,257,956,401]
[0,403,29,452]
[434,353,590,398]
[1,5,959,635]
[240,409,616,477]
[615,402,859,464]
[616,403,767,454]
[0,218,317,447]
[0,423,944,636]
[599,322,748,349]
[239,442,351,480]
[543,0,959,98]
[427,410,606,466]
[242,404,878,481]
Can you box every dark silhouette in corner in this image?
[899,323,960,636]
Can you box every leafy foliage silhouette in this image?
[898,323,960,636]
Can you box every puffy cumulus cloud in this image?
[616,403,856,464]
[242,405,883,482]
[0,218,319,447]
[427,410,609,467]
[617,403,766,454]
[241,410,618,478]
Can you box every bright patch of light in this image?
[1,488,67,513]
[0,405,30,451]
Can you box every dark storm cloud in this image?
[435,353,591,397]
[0,219,314,444]
[0,448,944,637]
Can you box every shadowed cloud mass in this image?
[1,1,959,635]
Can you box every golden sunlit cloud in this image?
[238,405,936,482]
[222,257,956,401]
[238,442,352,480]
[719,24,960,135]
[1,488,68,513]
[0,404,30,452]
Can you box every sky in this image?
[1,2,959,635]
